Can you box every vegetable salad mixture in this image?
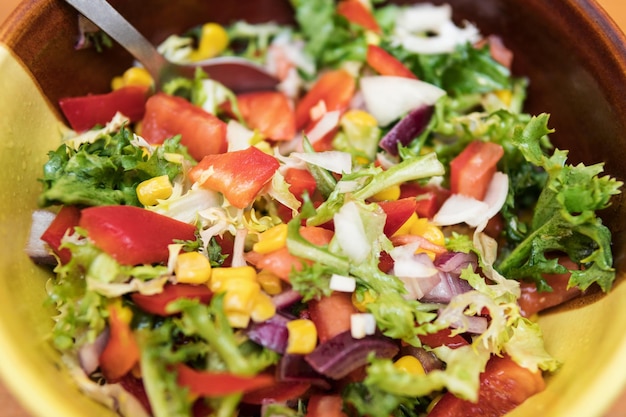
[30,1,622,417]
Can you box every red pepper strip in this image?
[59,85,149,132]
[366,44,418,79]
[40,205,81,264]
[99,304,140,382]
[284,168,317,202]
[131,283,213,316]
[377,198,419,237]
[79,205,197,266]
[336,0,381,33]
[176,364,274,397]
[188,146,280,209]
[234,91,296,141]
[418,328,469,349]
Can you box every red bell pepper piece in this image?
[428,356,545,417]
[99,304,140,382]
[59,85,149,132]
[295,69,356,130]
[188,146,280,209]
[377,198,419,237]
[400,183,451,219]
[305,394,349,417]
[79,205,197,266]
[234,91,296,141]
[131,283,213,316]
[284,168,317,201]
[176,364,274,397]
[450,141,504,201]
[336,0,381,33]
[418,328,469,349]
[366,44,418,79]
[40,205,81,264]
[141,93,227,161]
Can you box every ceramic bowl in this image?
[1,0,626,416]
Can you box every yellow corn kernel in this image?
[286,319,318,355]
[174,252,212,284]
[410,218,445,246]
[370,184,401,202]
[109,300,133,324]
[189,23,229,61]
[392,212,418,237]
[250,291,276,323]
[394,355,425,375]
[256,270,283,295]
[341,109,378,128]
[223,279,261,312]
[494,89,512,106]
[226,311,251,329]
[209,266,257,293]
[111,67,153,90]
[352,290,376,312]
[252,224,288,254]
[136,175,174,206]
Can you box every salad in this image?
[28,1,623,417]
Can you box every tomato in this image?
[309,291,358,343]
[40,205,81,264]
[141,93,227,161]
[131,283,213,316]
[428,356,545,417]
[234,91,296,141]
[295,69,356,130]
[449,141,504,201]
[79,205,197,266]
[418,328,469,349]
[188,146,280,208]
[59,85,149,132]
[378,198,419,237]
[242,379,311,405]
[305,394,348,417]
[336,0,381,33]
[366,45,417,79]
[176,364,275,397]
[400,183,451,219]
[99,304,140,382]
[284,168,317,201]
[518,257,582,317]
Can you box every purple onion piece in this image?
[271,289,303,310]
[246,313,291,353]
[78,328,110,375]
[420,271,473,304]
[398,345,444,373]
[434,251,478,275]
[450,314,489,335]
[379,105,434,156]
[276,354,331,389]
[304,331,399,380]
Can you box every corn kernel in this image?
[256,270,283,295]
[136,175,174,206]
[222,279,261,313]
[111,76,125,91]
[286,319,318,354]
[341,109,378,128]
[109,301,133,324]
[410,218,445,246]
[494,89,512,106]
[370,184,401,202]
[174,252,212,284]
[226,311,251,329]
[352,290,376,313]
[111,67,153,90]
[189,23,229,61]
[252,224,288,254]
[250,291,276,323]
[392,212,418,237]
[394,355,425,375]
[209,266,257,293]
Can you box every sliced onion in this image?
[432,194,489,227]
[421,271,473,303]
[290,150,352,174]
[333,201,370,263]
[247,313,291,353]
[226,120,255,152]
[450,314,489,335]
[305,110,340,143]
[78,328,110,375]
[304,331,399,380]
[25,209,57,265]
[276,353,330,389]
[271,289,303,310]
[379,105,434,156]
[434,251,478,275]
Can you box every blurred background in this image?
[0,0,625,416]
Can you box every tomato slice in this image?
[295,69,356,130]
[79,205,197,266]
[427,356,545,417]
[400,183,451,219]
[305,394,349,417]
[40,205,81,264]
[99,304,140,382]
[449,141,504,200]
[188,146,280,208]
[176,364,274,397]
[308,291,358,343]
[336,0,381,33]
[366,45,417,79]
[235,91,296,141]
[418,328,469,349]
[59,85,149,132]
[141,93,227,161]
[131,283,213,316]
